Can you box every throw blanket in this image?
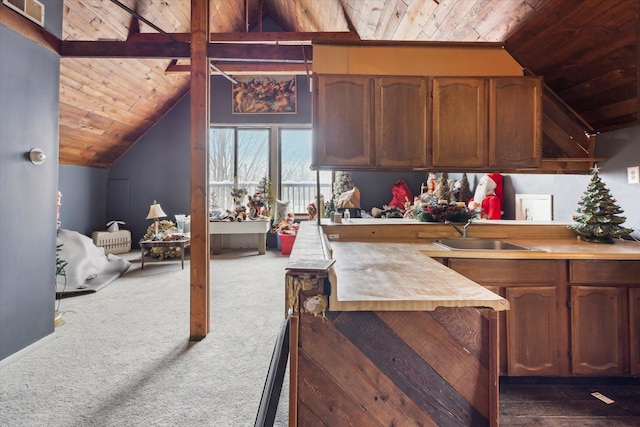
[57,229,131,290]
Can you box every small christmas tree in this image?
[569,167,633,243]
[435,172,451,203]
[325,198,336,218]
[458,173,473,204]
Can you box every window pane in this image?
[237,128,270,198]
[280,129,331,213]
[209,127,234,210]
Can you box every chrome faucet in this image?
[445,219,473,238]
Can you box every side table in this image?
[140,239,191,270]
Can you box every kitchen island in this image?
[285,219,640,426]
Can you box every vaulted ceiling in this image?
[4,0,639,167]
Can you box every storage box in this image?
[278,232,296,255]
[92,230,132,255]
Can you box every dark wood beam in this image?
[0,5,59,54]
[59,41,312,62]
[209,31,360,43]
[59,40,190,58]
[189,0,210,341]
[127,31,359,44]
[166,62,309,75]
[208,43,312,62]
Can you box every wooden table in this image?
[140,239,190,269]
[209,219,271,255]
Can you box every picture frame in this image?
[232,76,297,114]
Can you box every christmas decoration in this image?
[434,172,451,203]
[458,173,473,204]
[142,220,181,258]
[324,198,336,218]
[255,176,274,216]
[569,168,633,243]
[412,194,477,223]
[333,171,355,200]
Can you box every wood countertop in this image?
[327,241,510,312]
[287,220,640,313]
[288,222,510,312]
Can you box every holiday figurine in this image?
[569,166,633,243]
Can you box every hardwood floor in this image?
[500,377,640,426]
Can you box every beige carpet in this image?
[1,249,289,426]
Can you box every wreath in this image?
[412,196,477,223]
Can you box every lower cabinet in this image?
[569,260,640,376]
[630,288,640,375]
[506,286,558,376]
[448,259,562,376]
[449,258,640,377]
[570,286,627,375]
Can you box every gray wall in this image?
[58,165,108,235]
[0,1,62,361]
[596,126,640,239]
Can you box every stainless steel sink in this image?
[434,238,536,251]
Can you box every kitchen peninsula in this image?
[285,219,640,426]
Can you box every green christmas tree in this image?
[325,198,336,218]
[569,168,633,243]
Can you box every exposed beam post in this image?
[189,0,210,340]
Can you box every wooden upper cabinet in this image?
[432,77,487,168]
[375,77,429,168]
[313,75,374,168]
[489,77,542,169]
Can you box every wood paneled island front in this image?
[285,221,509,426]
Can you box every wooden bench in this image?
[209,219,271,255]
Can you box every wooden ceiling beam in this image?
[59,41,312,61]
[126,31,359,44]
[60,41,190,58]
[208,43,312,62]
[165,61,309,75]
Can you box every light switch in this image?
[628,166,640,184]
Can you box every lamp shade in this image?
[146,201,167,219]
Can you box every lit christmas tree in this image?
[569,167,633,243]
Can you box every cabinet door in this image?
[375,77,429,168]
[630,287,640,375]
[571,286,626,375]
[432,77,487,168]
[489,77,542,168]
[313,75,373,167]
[506,286,559,376]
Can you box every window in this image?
[209,126,331,214]
[280,128,331,213]
[209,127,269,210]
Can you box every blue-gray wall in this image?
[57,165,108,235]
[0,1,62,361]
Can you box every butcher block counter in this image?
[285,220,640,426]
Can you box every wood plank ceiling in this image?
[51,0,639,167]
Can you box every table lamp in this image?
[146,200,167,240]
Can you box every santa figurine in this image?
[467,173,503,219]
